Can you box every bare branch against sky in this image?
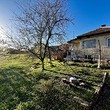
[1,0,72,71]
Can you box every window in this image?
[107,39,110,47]
[82,39,96,49]
[85,55,92,59]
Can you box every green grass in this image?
[0,54,109,110]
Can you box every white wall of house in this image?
[68,33,110,61]
[79,33,110,60]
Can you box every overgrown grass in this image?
[0,54,109,110]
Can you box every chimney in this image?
[101,24,106,27]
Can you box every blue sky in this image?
[0,0,110,41]
[67,0,110,40]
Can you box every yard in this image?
[0,54,110,110]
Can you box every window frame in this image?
[107,38,110,47]
[82,39,96,49]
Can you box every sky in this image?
[67,0,110,40]
[0,0,110,42]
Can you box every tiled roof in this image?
[77,26,110,39]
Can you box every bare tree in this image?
[2,0,72,71]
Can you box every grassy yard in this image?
[0,54,110,110]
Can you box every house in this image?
[68,25,110,62]
[50,44,69,61]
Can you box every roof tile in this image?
[77,26,110,38]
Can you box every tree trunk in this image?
[41,60,45,71]
[48,46,53,66]
[97,40,101,68]
[97,54,101,68]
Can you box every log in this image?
[73,96,91,110]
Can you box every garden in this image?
[0,54,110,110]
